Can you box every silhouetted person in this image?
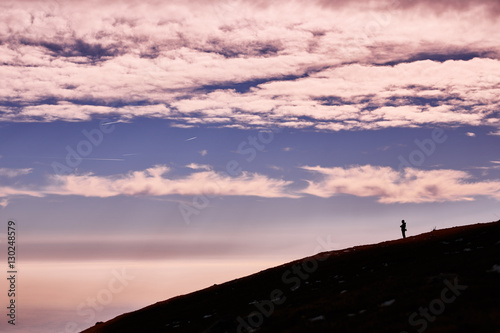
[400,220,407,238]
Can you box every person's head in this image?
[401,220,405,223]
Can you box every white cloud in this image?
[199,150,208,156]
[0,186,44,198]
[185,163,212,171]
[45,165,297,198]
[466,132,476,137]
[301,165,500,203]
[0,0,498,132]
[268,165,283,171]
[1,162,500,204]
[0,168,33,177]
[0,169,42,199]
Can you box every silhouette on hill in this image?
[400,219,407,238]
[81,220,500,333]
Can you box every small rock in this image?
[488,264,500,273]
[380,299,396,307]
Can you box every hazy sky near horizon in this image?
[1,0,500,332]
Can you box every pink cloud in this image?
[301,165,500,203]
[0,186,44,198]
[0,0,499,133]
[45,164,297,198]
[2,163,500,204]
[185,163,212,171]
[0,167,33,177]
[0,168,41,203]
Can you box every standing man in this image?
[400,220,407,239]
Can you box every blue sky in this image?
[1,0,500,332]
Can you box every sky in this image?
[1,0,500,332]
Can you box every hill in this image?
[82,220,500,333]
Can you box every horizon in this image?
[1,0,500,332]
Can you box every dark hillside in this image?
[82,220,500,333]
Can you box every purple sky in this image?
[1,0,500,332]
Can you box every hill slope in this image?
[82,221,500,333]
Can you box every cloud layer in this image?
[2,164,500,204]
[0,168,42,199]
[45,165,297,198]
[0,0,499,131]
[301,165,500,203]
[0,167,32,177]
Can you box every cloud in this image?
[165,58,500,131]
[199,150,208,156]
[16,230,301,261]
[466,132,476,137]
[466,160,500,172]
[0,168,33,177]
[390,0,500,15]
[0,0,498,132]
[300,165,500,203]
[0,169,42,199]
[0,186,44,198]
[45,164,297,198]
[2,162,500,204]
[18,237,246,261]
[185,163,212,171]
[268,165,283,171]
